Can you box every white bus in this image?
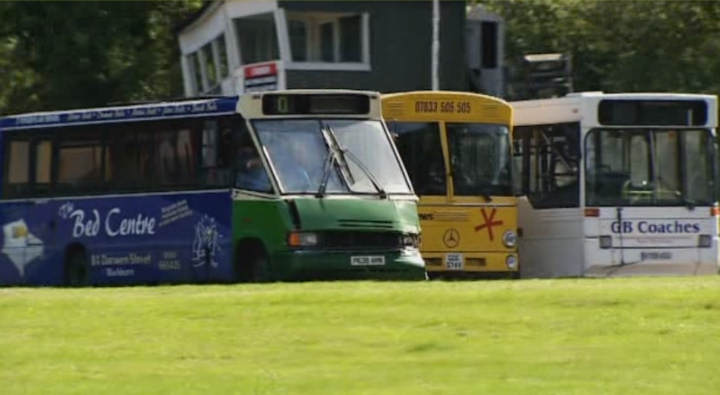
[512,92,718,277]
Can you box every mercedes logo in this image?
[443,228,460,248]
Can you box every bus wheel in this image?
[64,246,89,286]
[235,241,270,282]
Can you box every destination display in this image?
[598,99,708,126]
[262,94,370,115]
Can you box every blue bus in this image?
[0,91,425,285]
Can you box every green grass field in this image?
[2,277,720,394]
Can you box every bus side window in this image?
[33,139,52,195]
[154,124,198,188]
[200,119,232,187]
[234,122,272,193]
[56,130,104,194]
[4,139,30,197]
[106,129,141,191]
[511,138,524,196]
[514,123,580,208]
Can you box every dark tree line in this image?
[1,1,719,114]
[483,0,720,97]
[0,1,203,114]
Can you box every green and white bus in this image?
[0,90,425,285]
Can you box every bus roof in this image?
[512,91,717,127]
[512,91,717,108]
[381,90,509,105]
[0,96,240,131]
[381,90,511,124]
[0,90,384,130]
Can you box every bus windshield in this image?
[253,119,411,195]
[446,123,513,196]
[585,129,714,206]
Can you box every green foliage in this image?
[484,0,720,97]
[0,1,204,114]
[1,278,720,394]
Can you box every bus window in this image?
[201,121,219,169]
[234,123,272,193]
[175,128,196,185]
[586,129,714,206]
[34,140,52,194]
[5,140,30,197]
[684,131,713,203]
[446,123,512,197]
[514,123,579,208]
[57,132,104,193]
[156,130,178,186]
[387,121,446,196]
[329,120,411,195]
[106,131,141,190]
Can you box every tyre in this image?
[235,241,270,282]
[64,247,89,286]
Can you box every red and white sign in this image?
[244,62,277,79]
[242,61,280,92]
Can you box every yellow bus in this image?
[382,91,518,278]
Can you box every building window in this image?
[188,52,204,93]
[339,15,361,62]
[201,43,217,89]
[234,12,279,65]
[215,35,229,79]
[286,12,367,66]
[288,20,307,62]
[186,34,230,96]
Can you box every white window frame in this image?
[186,33,232,96]
[281,11,370,71]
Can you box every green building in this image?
[177,0,469,96]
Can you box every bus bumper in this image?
[271,248,426,281]
[422,251,519,278]
[584,238,720,276]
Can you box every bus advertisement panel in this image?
[382,91,518,278]
[512,92,719,277]
[0,91,425,285]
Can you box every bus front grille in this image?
[338,219,395,229]
[323,231,402,249]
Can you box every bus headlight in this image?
[502,230,517,248]
[599,235,612,249]
[698,234,712,248]
[505,255,518,270]
[401,234,420,249]
[288,231,319,247]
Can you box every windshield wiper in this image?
[340,148,387,198]
[316,151,337,198]
[323,125,387,198]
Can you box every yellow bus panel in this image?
[383,91,518,277]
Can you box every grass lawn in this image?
[1,277,719,394]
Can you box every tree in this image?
[0,1,203,114]
[483,0,720,97]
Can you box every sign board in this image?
[235,60,285,94]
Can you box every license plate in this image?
[640,252,672,260]
[445,253,464,270]
[351,255,386,266]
